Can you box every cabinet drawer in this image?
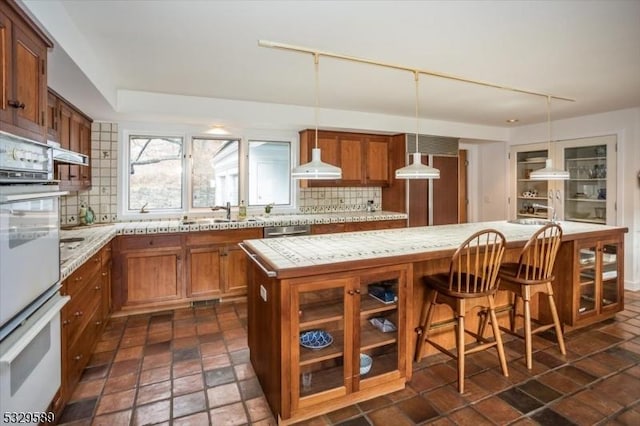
[185,228,261,246]
[65,306,101,395]
[62,281,101,346]
[119,235,182,251]
[65,254,101,298]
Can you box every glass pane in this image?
[360,277,399,381]
[564,145,607,223]
[297,286,345,398]
[192,138,240,208]
[128,136,183,211]
[248,141,291,206]
[602,244,619,307]
[578,246,597,315]
[515,149,549,219]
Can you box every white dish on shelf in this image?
[524,157,546,162]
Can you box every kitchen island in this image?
[242,220,627,424]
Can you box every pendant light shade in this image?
[292,147,342,179]
[292,54,342,180]
[529,96,569,181]
[394,72,439,180]
[395,152,440,179]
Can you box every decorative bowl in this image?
[360,353,372,375]
[300,330,333,349]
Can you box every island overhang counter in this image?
[241,220,627,424]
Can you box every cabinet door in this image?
[56,102,72,182]
[302,132,341,187]
[558,135,616,225]
[339,136,363,185]
[125,249,182,304]
[224,244,250,295]
[291,278,354,411]
[13,22,46,137]
[358,270,405,390]
[432,155,459,225]
[364,136,389,186]
[79,117,91,186]
[187,246,223,298]
[510,144,550,220]
[46,90,59,141]
[0,9,13,125]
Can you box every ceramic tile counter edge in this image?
[60,226,117,280]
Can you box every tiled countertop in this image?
[59,211,407,278]
[243,220,627,272]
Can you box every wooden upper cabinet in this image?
[46,90,59,141]
[299,130,391,187]
[0,0,52,142]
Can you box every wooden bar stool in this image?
[414,229,508,393]
[481,223,566,369]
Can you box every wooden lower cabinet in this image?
[248,262,411,423]
[555,233,624,327]
[60,244,111,407]
[186,228,262,300]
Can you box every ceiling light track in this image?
[258,40,575,103]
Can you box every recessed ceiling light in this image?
[506,118,519,123]
[204,125,230,135]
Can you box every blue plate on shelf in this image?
[300,330,333,349]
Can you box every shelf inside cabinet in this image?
[360,327,397,351]
[361,351,398,379]
[300,331,344,366]
[360,296,397,316]
[300,365,344,397]
[299,300,343,328]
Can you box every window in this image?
[123,133,292,216]
[248,141,291,206]
[128,135,183,211]
[192,138,239,208]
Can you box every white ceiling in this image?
[23,0,640,128]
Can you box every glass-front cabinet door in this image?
[292,278,352,409]
[575,237,623,324]
[557,135,617,224]
[510,143,551,220]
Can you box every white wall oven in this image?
[0,131,69,421]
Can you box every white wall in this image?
[508,107,640,291]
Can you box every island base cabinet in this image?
[248,260,411,424]
[555,233,624,327]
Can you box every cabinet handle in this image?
[101,272,108,277]
[348,290,355,296]
[8,100,25,109]
[355,289,361,294]
[74,354,83,361]
[94,257,100,263]
[69,175,77,178]
[62,319,71,326]
[74,276,83,282]
[94,285,101,291]
[74,311,84,317]
[149,240,154,245]
[95,321,102,326]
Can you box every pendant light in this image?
[529,96,569,180]
[395,71,440,179]
[291,54,342,180]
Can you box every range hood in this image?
[48,141,89,166]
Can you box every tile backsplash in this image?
[60,122,118,225]
[60,124,383,223]
[298,187,381,213]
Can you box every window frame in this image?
[118,129,297,220]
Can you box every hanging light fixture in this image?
[395,71,440,179]
[529,96,569,180]
[291,54,342,180]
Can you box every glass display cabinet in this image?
[511,143,551,220]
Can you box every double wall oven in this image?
[0,131,69,419]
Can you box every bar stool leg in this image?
[522,288,533,369]
[488,295,509,377]
[546,283,566,355]
[509,293,518,333]
[414,289,438,362]
[456,307,466,393]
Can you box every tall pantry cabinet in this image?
[510,135,617,224]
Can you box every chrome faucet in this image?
[532,203,556,223]
[211,201,231,220]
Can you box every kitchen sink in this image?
[181,218,237,225]
[508,218,552,225]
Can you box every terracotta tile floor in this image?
[58,291,640,425]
